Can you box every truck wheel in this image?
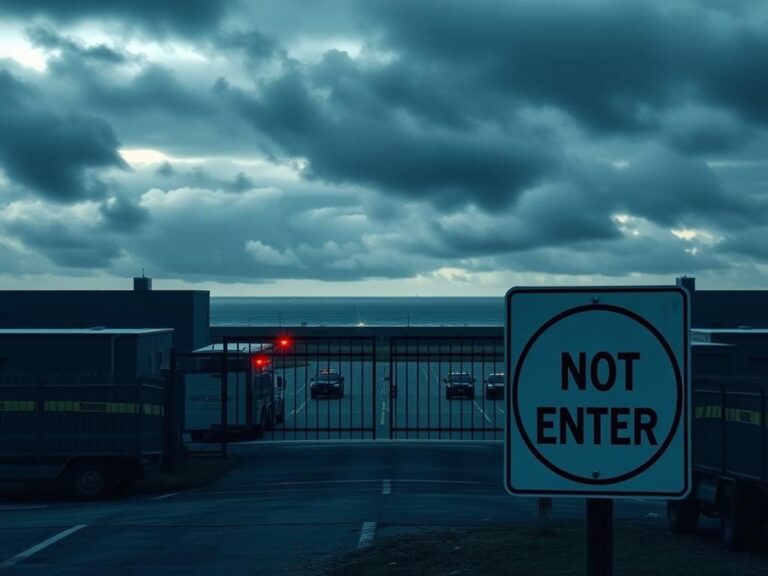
[719,484,760,551]
[667,498,699,533]
[68,461,112,500]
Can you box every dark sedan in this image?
[485,373,505,400]
[310,369,345,399]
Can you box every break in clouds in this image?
[1,0,768,293]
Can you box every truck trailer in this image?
[0,379,165,499]
[667,372,768,550]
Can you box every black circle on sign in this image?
[512,303,683,485]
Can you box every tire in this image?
[667,498,699,533]
[719,484,761,551]
[67,460,113,500]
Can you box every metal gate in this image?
[175,334,507,446]
[219,336,377,440]
[388,337,505,439]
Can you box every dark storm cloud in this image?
[4,217,122,268]
[28,27,126,65]
[215,29,278,63]
[0,69,126,201]
[502,236,726,278]
[43,47,211,118]
[155,162,175,178]
[222,70,556,209]
[99,195,150,232]
[1,0,232,36]
[361,0,768,135]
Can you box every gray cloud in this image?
[0,70,126,201]
[1,0,233,36]
[3,0,768,290]
[99,195,150,232]
[28,26,127,65]
[222,69,556,209]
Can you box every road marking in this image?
[382,479,391,495]
[294,385,305,395]
[357,522,377,549]
[380,400,387,425]
[0,524,86,570]
[289,400,307,416]
[0,505,47,511]
[265,479,382,487]
[152,491,185,501]
[473,401,492,424]
[497,407,505,415]
[396,479,489,485]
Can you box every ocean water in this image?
[210,297,504,327]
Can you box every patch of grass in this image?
[134,455,238,493]
[323,521,768,576]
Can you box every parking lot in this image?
[272,359,506,440]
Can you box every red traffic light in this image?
[252,355,270,369]
[277,337,292,349]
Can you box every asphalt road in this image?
[0,441,668,575]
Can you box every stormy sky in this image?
[1,0,767,295]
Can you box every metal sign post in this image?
[586,499,613,576]
[504,286,690,576]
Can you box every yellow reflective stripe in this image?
[44,401,137,414]
[694,405,762,425]
[143,404,163,416]
[42,401,164,416]
[0,400,36,412]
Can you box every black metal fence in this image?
[227,336,378,440]
[692,374,768,483]
[176,334,509,445]
[388,337,505,439]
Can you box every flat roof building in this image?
[0,279,208,352]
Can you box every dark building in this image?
[0,328,173,381]
[677,276,768,329]
[0,279,209,352]
[691,328,768,375]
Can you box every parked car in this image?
[310,368,345,399]
[485,373,505,400]
[444,372,475,400]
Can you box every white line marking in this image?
[497,407,505,415]
[357,521,376,549]
[265,479,382,487]
[0,524,86,569]
[289,400,307,416]
[473,401,492,424]
[382,479,391,495]
[151,491,185,501]
[0,505,47,511]
[396,479,488,485]
[294,385,305,395]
